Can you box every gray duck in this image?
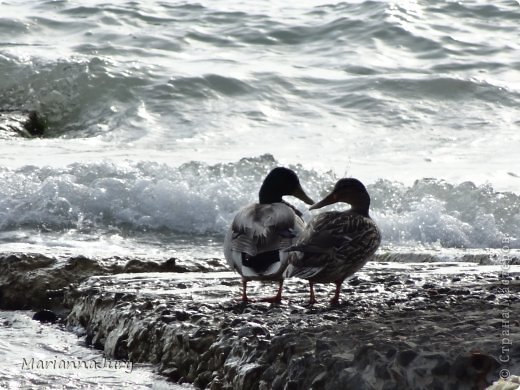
[224,167,314,302]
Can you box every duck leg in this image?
[260,280,283,303]
[330,280,343,305]
[241,279,251,302]
[308,281,317,305]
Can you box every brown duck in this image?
[285,178,381,305]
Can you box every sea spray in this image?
[0,156,517,249]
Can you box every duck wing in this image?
[286,211,380,279]
[224,203,303,276]
[230,203,297,254]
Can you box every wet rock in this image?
[2,251,519,389]
[194,371,213,388]
[0,109,46,137]
[453,289,471,295]
[432,361,451,376]
[123,258,187,273]
[397,349,417,367]
[375,363,391,379]
[160,315,176,324]
[189,328,218,353]
[450,352,500,388]
[175,310,190,321]
[348,277,367,286]
[0,253,192,310]
[32,309,58,323]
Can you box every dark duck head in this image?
[309,178,371,217]
[259,167,314,205]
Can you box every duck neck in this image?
[259,184,282,204]
[350,194,370,217]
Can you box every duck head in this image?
[259,167,314,205]
[309,178,370,216]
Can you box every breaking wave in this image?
[0,155,517,249]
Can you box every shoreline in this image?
[0,252,519,389]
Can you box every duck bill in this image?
[292,184,314,205]
[309,192,337,210]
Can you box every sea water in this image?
[0,311,185,389]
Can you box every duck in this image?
[224,167,314,303]
[285,178,381,305]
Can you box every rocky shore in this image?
[1,252,519,389]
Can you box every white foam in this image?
[0,157,517,249]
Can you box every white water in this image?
[0,311,186,389]
[1,1,519,254]
[0,157,518,253]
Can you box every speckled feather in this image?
[286,210,381,283]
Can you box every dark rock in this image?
[470,352,499,372]
[311,372,327,389]
[32,309,58,323]
[2,250,518,390]
[451,352,499,382]
[175,310,190,321]
[382,381,399,390]
[0,110,46,137]
[194,371,213,388]
[344,371,369,390]
[160,315,176,323]
[207,258,223,268]
[161,367,180,381]
[284,380,299,390]
[189,328,217,353]
[124,259,186,273]
[386,348,397,358]
[375,363,391,379]
[397,350,417,366]
[452,289,471,295]
[432,361,451,376]
[113,335,129,360]
[161,258,178,270]
[65,256,98,271]
[24,111,46,136]
[123,260,160,273]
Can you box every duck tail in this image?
[284,243,331,255]
[284,264,322,279]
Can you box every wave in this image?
[0,155,517,249]
[2,50,516,144]
[1,0,518,143]
[0,55,147,138]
